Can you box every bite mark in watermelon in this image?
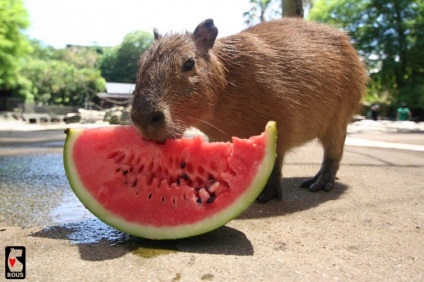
[64,121,277,239]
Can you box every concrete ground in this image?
[0,120,423,281]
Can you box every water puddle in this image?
[50,191,93,225]
[0,151,176,255]
[38,183,178,253]
[46,193,179,256]
[48,218,132,245]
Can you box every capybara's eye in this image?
[183,58,195,71]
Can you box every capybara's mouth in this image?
[133,124,184,143]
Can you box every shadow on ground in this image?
[30,176,346,261]
[240,177,349,220]
[30,220,253,261]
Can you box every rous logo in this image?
[5,246,26,279]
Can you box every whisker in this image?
[189,117,230,141]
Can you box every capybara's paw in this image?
[257,176,282,203]
[301,174,335,192]
[300,176,318,189]
[309,179,334,192]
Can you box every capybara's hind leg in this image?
[300,158,340,192]
[301,127,346,192]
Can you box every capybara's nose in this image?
[148,111,165,128]
[131,109,164,132]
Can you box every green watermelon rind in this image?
[63,121,277,240]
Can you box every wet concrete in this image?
[0,130,129,248]
[0,153,66,227]
[0,129,66,147]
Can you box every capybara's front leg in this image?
[257,158,282,203]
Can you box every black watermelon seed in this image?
[182,173,189,180]
[206,193,216,204]
[176,179,181,186]
[123,170,128,176]
[180,161,186,169]
[196,197,202,204]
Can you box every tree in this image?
[244,0,274,25]
[309,0,424,112]
[100,31,153,83]
[282,0,304,17]
[20,41,106,106]
[21,58,105,106]
[61,45,103,69]
[244,0,310,26]
[0,0,32,99]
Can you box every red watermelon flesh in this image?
[64,121,277,239]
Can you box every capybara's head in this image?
[131,19,224,142]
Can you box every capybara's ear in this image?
[193,19,218,50]
[153,28,162,40]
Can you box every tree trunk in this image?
[282,0,304,18]
[392,1,408,89]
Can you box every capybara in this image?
[131,18,368,202]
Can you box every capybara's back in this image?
[131,18,368,202]
[214,19,366,150]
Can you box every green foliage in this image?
[244,0,292,26]
[61,45,104,69]
[0,0,32,93]
[244,1,310,25]
[309,0,424,110]
[244,0,275,26]
[29,39,62,61]
[100,31,153,83]
[1,0,151,108]
[20,41,106,106]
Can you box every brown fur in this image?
[131,18,368,202]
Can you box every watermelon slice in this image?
[63,121,277,239]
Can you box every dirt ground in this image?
[0,122,423,281]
